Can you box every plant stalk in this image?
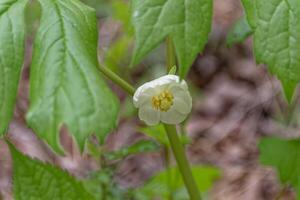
[164,124,201,200]
[165,37,201,200]
[98,64,135,96]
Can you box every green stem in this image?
[165,37,201,200]
[98,64,135,96]
[164,124,201,200]
[166,37,176,72]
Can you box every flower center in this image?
[151,90,174,112]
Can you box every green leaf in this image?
[168,65,177,75]
[240,0,257,28]
[242,0,300,102]
[26,0,119,153]
[105,140,160,160]
[226,16,253,47]
[0,0,27,136]
[131,0,213,78]
[259,137,300,199]
[8,142,96,200]
[139,124,169,146]
[134,166,220,200]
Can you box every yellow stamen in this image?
[151,90,174,111]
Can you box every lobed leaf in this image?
[9,142,96,200]
[242,0,300,101]
[131,0,213,78]
[27,0,119,154]
[0,0,27,136]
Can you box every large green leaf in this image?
[134,166,220,200]
[0,0,27,136]
[131,0,213,78]
[259,137,300,199]
[242,0,300,101]
[26,0,119,153]
[8,143,96,200]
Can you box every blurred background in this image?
[1,0,300,199]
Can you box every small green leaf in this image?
[134,166,220,200]
[242,0,300,102]
[226,16,253,47]
[105,140,160,160]
[131,0,213,78]
[0,0,27,136]
[8,142,96,200]
[259,137,300,198]
[27,0,119,153]
[168,65,177,75]
[139,124,169,146]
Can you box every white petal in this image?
[160,108,187,124]
[168,81,188,93]
[133,93,150,108]
[135,75,179,96]
[173,95,192,114]
[151,74,180,86]
[138,106,160,126]
[134,75,181,108]
[133,87,156,108]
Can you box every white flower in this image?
[133,75,192,126]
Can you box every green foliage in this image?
[26,0,119,153]
[131,0,213,78]
[8,143,96,200]
[139,124,190,147]
[242,0,300,102]
[240,0,256,28]
[103,0,133,75]
[133,166,220,200]
[226,16,253,47]
[111,0,133,35]
[0,0,27,136]
[85,169,124,200]
[168,65,177,75]
[104,35,132,73]
[105,140,160,160]
[139,125,169,146]
[259,137,300,199]
[25,0,40,35]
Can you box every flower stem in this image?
[165,37,201,200]
[98,64,135,96]
[164,124,201,200]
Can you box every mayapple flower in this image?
[133,75,192,126]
